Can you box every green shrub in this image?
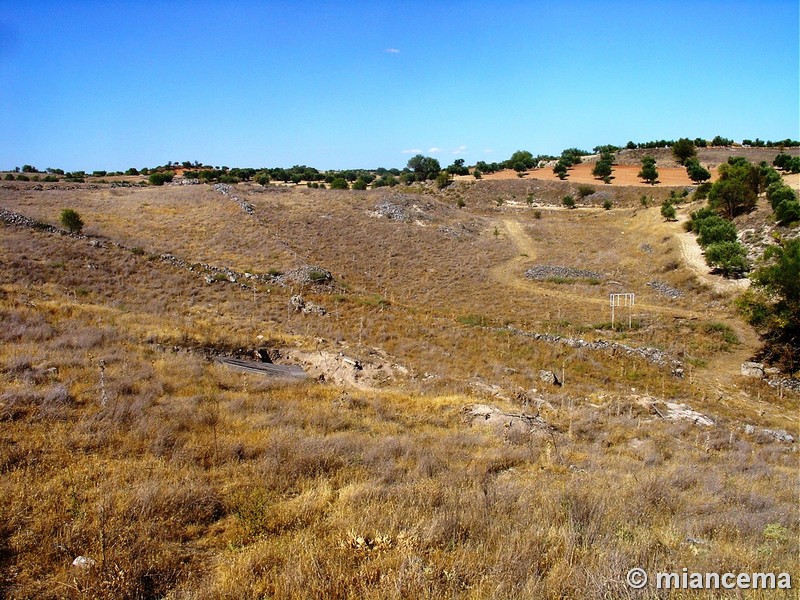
[602,199,613,210]
[435,171,452,189]
[705,241,749,276]
[308,270,331,283]
[148,171,175,186]
[562,195,576,209]
[767,184,797,211]
[775,200,800,225]
[660,201,676,221]
[329,177,349,190]
[688,206,716,232]
[698,216,737,247]
[59,209,84,234]
[701,322,739,345]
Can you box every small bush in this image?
[775,200,800,225]
[435,171,451,189]
[660,201,676,221]
[577,184,595,199]
[149,171,175,186]
[562,195,576,209]
[59,209,84,234]
[602,199,613,210]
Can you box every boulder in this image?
[740,361,765,378]
[539,370,561,386]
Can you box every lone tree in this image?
[672,138,697,165]
[407,155,441,181]
[505,150,536,172]
[591,159,612,180]
[708,157,759,218]
[639,156,659,184]
[60,209,84,234]
[592,149,615,182]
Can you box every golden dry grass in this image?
[0,176,797,598]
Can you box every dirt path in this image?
[490,214,764,387]
[677,229,749,294]
[490,218,702,319]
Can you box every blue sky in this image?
[1,0,798,171]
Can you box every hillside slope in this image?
[0,167,797,598]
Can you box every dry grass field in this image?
[0,156,798,598]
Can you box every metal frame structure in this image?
[610,293,635,327]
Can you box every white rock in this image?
[72,556,96,569]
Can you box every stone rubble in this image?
[525,265,603,281]
[647,280,683,298]
[289,295,327,316]
[743,424,795,443]
[213,182,254,215]
[506,326,684,375]
[373,200,410,221]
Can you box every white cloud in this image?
[428,147,443,154]
[385,48,400,54]
[452,146,468,155]
[402,148,422,154]
[483,148,494,154]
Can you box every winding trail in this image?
[490,218,702,320]
[675,216,750,295]
[488,211,766,389]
